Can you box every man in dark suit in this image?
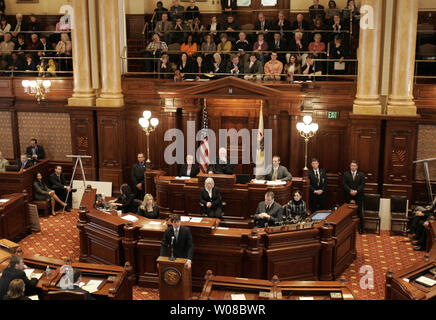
[309,0,325,21]
[254,12,272,42]
[0,256,38,300]
[257,155,292,181]
[221,0,237,18]
[131,153,146,200]
[26,138,45,162]
[343,160,365,234]
[269,32,288,65]
[208,147,235,175]
[226,54,244,77]
[11,13,28,40]
[69,269,95,300]
[16,154,33,171]
[179,154,200,177]
[407,198,436,251]
[48,165,72,211]
[309,158,328,212]
[292,13,310,31]
[160,214,194,269]
[254,191,283,227]
[272,11,292,41]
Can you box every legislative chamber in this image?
[0,0,435,306]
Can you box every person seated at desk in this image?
[109,183,137,214]
[407,198,436,252]
[257,155,292,181]
[179,154,199,177]
[208,147,235,175]
[0,150,9,171]
[69,269,95,300]
[200,177,223,218]
[34,172,67,216]
[160,214,193,269]
[16,154,33,171]
[48,165,73,212]
[283,190,308,222]
[254,191,283,227]
[3,279,30,300]
[0,256,38,300]
[137,193,160,219]
[26,138,45,161]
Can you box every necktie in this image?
[174,228,179,241]
[275,41,279,48]
[162,21,165,30]
[21,162,25,170]
[266,205,270,213]
[316,170,320,186]
[352,171,356,181]
[272,168,278,181]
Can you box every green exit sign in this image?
[328,111,339,119]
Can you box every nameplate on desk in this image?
[231,294,246,300]
[180,216,190,222]
[251,179,266,184]
[175,176,191,180]
[266,181,286,186]
[299,296,314,300]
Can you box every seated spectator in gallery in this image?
[157,54,173,79]
[109,183,137,214]
[180,34,197,57]
[254,12,272,33]
[7,52,23,73]
[27,33,42,63]
[252,33,268,64]
[221,0,237,19]
[272,11,291,41]
[137,194,160,219]
[206,16,220,43]
[264,52,283,81]
[188,17,204,44]
[0,151,9,171]
[329,13,348,42]
[0,16,11,41]
[153,1,169,24]
[342,0,360,23]
[38,35,51,59]
[28,15,41,33]
[208,52,226,79]
[170,0,185,22]
[325,0,341,22]
[269,32,287,65]
[200,33,216,69]
[26,138,45,161]
[222,15,240,42]
[144,33,168,72]
[234,31,250,66]
[55,32,72,71]
[154,12,172,45]
[33,172,66,216]
[309,0,325,22]
[23,54,37,73]
[217,33,232,63]
[0,32,14,60]
[283,190,308,222]
[175,52,192,80]
[244,53,263,81]
[284,54,302,82]
[184,0,200,22]
[200,177,223,218]
[310,17,327,42]
[226,54,244,77]
[329,35,348,75]
[179,154,200,177]
[254,191,283,228]
[3,279,30,301]
[288,31,307,55]
[170,17,186,44]
[11,13,27,40]
[308,33,326,57]
[302,54,322,80]
[191,55,208,80]
[15,34,26,57]
[16,154,33,171]
[292,13,310,32]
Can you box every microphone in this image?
[169,236,175,261]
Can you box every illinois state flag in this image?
[255,102,265,176]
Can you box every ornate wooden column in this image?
[386,0,418,116]
[353,0,383,114]
[96,0,124,107]
[68,0,96,107]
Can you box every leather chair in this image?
[199,201,226,217]
[390,195,409,235]
[46,290,86,300]
[32,199,51,218]
[363,193,381,235]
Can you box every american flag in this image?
[199,101,210,173]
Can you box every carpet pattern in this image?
[18,211,426,300]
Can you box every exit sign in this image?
[328,111,339,119]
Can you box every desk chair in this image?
[47,290,86,300]
[32,199,51,218]
[199,201,226,218]
[363,193,381,235]
[390,195,409,235]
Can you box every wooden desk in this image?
[0,193,29,240]
[155,175,309,228]
[0,249,133,300]
[199,271,355,300]
[0,159,49,202]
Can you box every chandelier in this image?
[296,115,319,171]
[21,79,52,103]
[139,110,159,165]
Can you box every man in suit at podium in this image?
[343,160,365,234]
[26,138,45,162]
[131,153,146,200]
[309,158,328,212]
[254,191,283,227]
[208,147,235,175]
[257,155,292,181]
[160,214,193,269]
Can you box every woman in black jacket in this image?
[137,193,160,219]
[199,177,223,218]
[110,183,137,213]
[175,52,192,80]
[33,172,66,216]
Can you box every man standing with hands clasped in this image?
[309,158,328,212]
[343,160,365,234]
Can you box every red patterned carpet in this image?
[18,210,426,300]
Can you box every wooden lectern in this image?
[157,256,192,300]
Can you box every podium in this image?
[157,256,192,300]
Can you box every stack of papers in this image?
[0,199,9,203]
[266,181,286,186]
[231,294,246,300]
[121,215,138,222]
[32,273,43,280]
[251,180,266,184]
[148,221,162,225]
[28,295,39,300]
[82,280,103,293]
[190,217,203,223]
[415,276,436,287]
[24,269,35,279]
[175,176,191,180]
[180,216,190,222]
